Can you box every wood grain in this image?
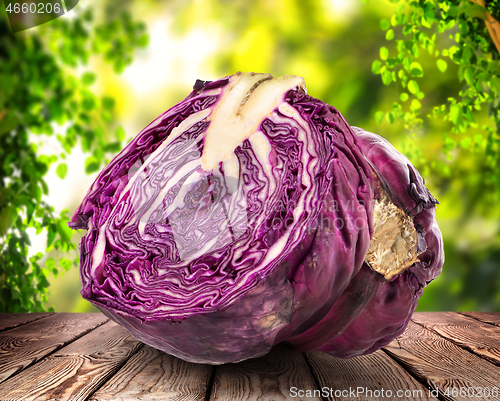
[209,343,320,401]
[0,313,53,332]
[460,311,500,326]
[412,312,500,366]
[0,320,142,401]
[305,349,437,401]
[1,312,500,400]
[0,313,107,384]
[384,320,500,401]
[90,345,214,401]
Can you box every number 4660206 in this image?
[6,3,62,14]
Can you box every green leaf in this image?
[400,93,409,102]
[458,64,465,82]
[411,44,419,58]
[372,60,382,74]
[81,72,96,86]
[380,19,390,31]
[56,219,73,243]
[421,16,432,29]
[408,80,420,94]
[47,224,57,248]
[380,47,389,60]
[0,205,16,236]
[463,106,475,123]
[46,257,56,273]
[0,112,19,136]
[102,96,115,110]
[82,93,97,111]
[424,3,435,20]
[34,185,43,203]
[56,163,68,179]
[449,104,462,126]
[0,188,12,208]
[37,275,50,291]
[463,67,473,85]
[136,34,149,48]
[114,126,126,141]
[386,57,398,68]
[375,111,384,124]
[26,201,35,224]
[386,29,394,40]
[436,59,447,73]
[104,142,122,152]
[402,56,411,72]
[387,112,396,124]
[84,155,100,174]
[410,99,422,111]
[448,6,459,17]
[403,24,413,35]
[410,62,423,77]
[490,78,500,94]
[382,70,392,85]
[462,46,473,64]
[461,3,487,19]
[60,258,73,272]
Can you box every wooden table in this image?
[0,312,499,400]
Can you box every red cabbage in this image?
[69,72,444,364]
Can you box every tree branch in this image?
[471,0,500,54]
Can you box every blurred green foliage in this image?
[0,5,148,312]
[1,0,499,313]
[372,0,500,195]
[369,0,500,311]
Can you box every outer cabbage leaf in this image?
[285,127,444,356]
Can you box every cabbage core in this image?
[364,189,419,280]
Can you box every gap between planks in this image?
[0,313,108,385]
[305,349,437,401]
[384,317,500,401]
[89,342,320,401]
[0,312,55,333]
[459,311,500,327]
[0,320,143,401]
[411,312,500,367]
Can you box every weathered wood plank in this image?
[384,320,500,401]
[0,321,142,401]
[0,313,107,384]
[305,349,437,401]
[90,345,214,401]
[0,313,54,332]
[412,312,500,366]
[460,311,500,326]
[209,343,320,401]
